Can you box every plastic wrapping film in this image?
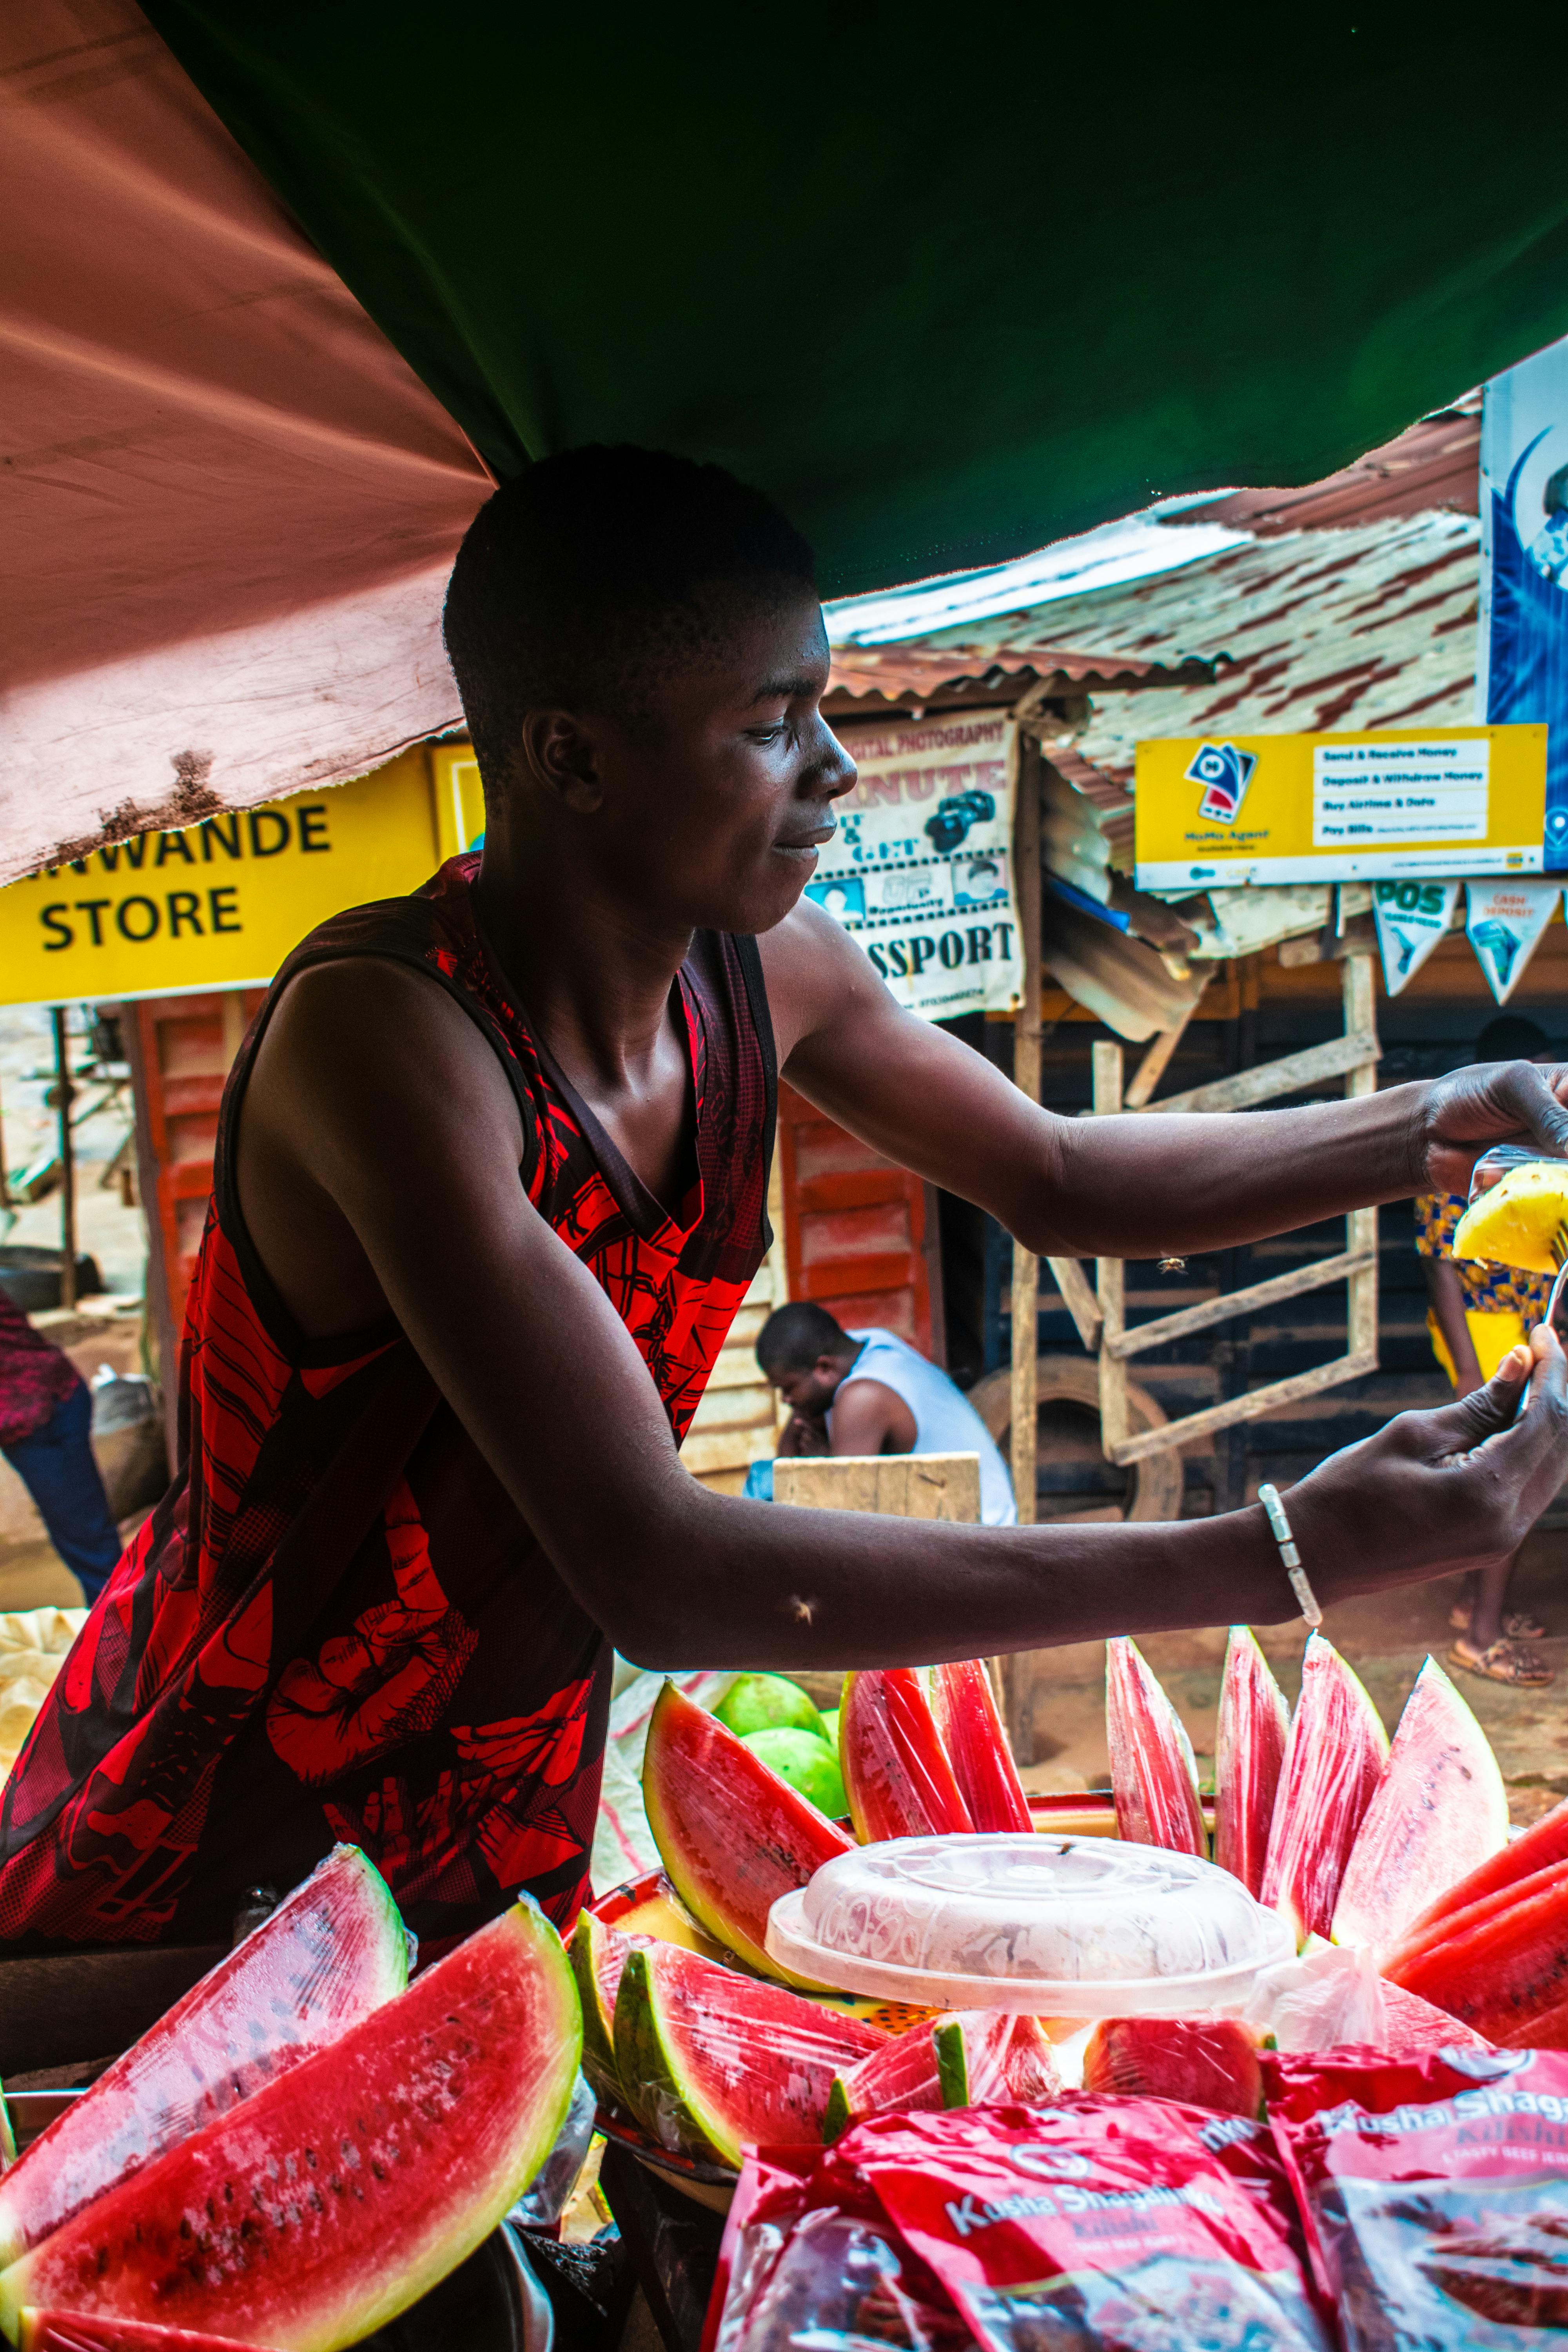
[1455,1146,1568,1278]
[1266,2045,1568,2347]
[931,1664,1032,1836]
[707,2102,1330,2352]
[1104,1639,1206,1857]
[1260,1635,1388,1947]
[842,1670,975,1843]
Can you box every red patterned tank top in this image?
[0,857,775,1951]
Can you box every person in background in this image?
[755,1301,1018,1526]
[1417,1012,1556,1687]
[0,1287,120,1606]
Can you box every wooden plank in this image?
[773,1451,981,1521]
[1010,735,1042,1526]
[1343,955,1380,1364]
[1093,1044,1129,1455]
[1045,1254,1102,1353]
[1108,1348,1378,1466]
[1108,1249,1377,1358]
[1123,984,1207,1110]
[1142,1031,1380,1118]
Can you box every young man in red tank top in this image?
[3,448,1566,1951]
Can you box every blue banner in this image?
[1482,343,1568,867]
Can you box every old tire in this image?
[967,1352,1184,1524]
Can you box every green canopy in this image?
[143,2,1568,595]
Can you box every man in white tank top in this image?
[755,1301,1017,1526]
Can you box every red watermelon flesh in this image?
[0,1845,408,2272]
[1499,1994,1568,2050]
[1081,2016,1264,2118]
[1379,1980,1492,2056]
[1261,1633,1388,1945]
[1332,1657,1507,1951]
[841,1669,973,1842]
[1213,1627,1289,1898]
[22,2317,272,2352]
[612,1942,886,2169]
[1382,1867,1568,2042]
[931,1661,1031,1833]
[1104,1638,1205,1855]
[0,1903,581,2352]
[642,1681,851,1988]
[568,1912,632,2107]
[1400,1793,1568,1947]
[825,2019,949,2140]
[1381,1860,1566,1984]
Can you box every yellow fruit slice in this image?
[1452,1161,1568,1274]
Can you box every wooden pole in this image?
[1009,734,1042,1525]
[1343,952,1379,1362]
[52,1007,76,1310]
[1093,1041,1127,1455]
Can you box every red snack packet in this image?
[1266,2044,1568,2346]
[704,2142,969,2352]
[822,2099,1331,2352]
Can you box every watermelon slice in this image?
[1381,1866,1568,2042]
[931,1661,1032,1833]
[1261,1633,1388,1945]
[22,2319,269,2352]
[0,1903,579,2350]
[1213,1627,1289,1898]
[1081,2016,1264,2117]
[569,1911,631,2107]
[1383,1858,1566,1985]
[612,1942,885,2169]
[1399,1794,1568,1948]
[1379,1980,1492,2056]
[642,1681,851,1987]
[840,1669,974,1842]
[1332,1657,1507,1951]
[1104,1637,1205,1855]
[0,1845,408,2271]
[825,2009,1060,2140]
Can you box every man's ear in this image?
[813,1352,841,1386]
[519,709,604,813]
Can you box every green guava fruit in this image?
[819,1707,840,1751]
[741,1727,847,1820]
[716,1673,824,1740]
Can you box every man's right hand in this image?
[1286,1325,1568,1606]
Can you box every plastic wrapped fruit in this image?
[1453,1154,1568,1275]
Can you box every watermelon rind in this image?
[22,2314,268,2352]
[613,1944,881,2170]
[1331,1655,1507,1951]
[0,1902,580,2352]
[568,1912,628,2107]
[0,2098,13,2177]
[642,1681,849,1990]
[0,1846,408,2272]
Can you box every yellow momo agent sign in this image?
[1134,724,1548,890]
[0,748,484,1009]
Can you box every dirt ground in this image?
[1015,1523,1568,1826]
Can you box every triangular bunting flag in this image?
[1466,879,1562,1003]
[1373,880,1461,996]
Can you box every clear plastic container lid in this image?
[766,1834,1293,2017]
[1467,1144,1568,1207]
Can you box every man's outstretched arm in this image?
[255,960,1568,1672]
[761,900,1568,1258]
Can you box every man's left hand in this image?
[1419,1060,1568,1194]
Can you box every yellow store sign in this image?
[0,746,485,1008]
[1134,724,1548,890]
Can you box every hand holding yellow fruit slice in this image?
[1453,1161,1568,1274]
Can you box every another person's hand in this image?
[776,1411,830,1459]
[1420,1058,1568,1193]
[1284,1325,1567,1608]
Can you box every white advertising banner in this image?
[1372,879,1461,997]
[1465,877,1562,1003]
[819,715,1023,1020]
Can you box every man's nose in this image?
[812,719,858,803]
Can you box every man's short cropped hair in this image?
[756,1301,855,1377]
[442,445,816,784]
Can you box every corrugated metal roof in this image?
[824,643,1214,710]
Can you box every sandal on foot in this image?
[1448,1638,1555,1687]
[1448,1605,1548,1639]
